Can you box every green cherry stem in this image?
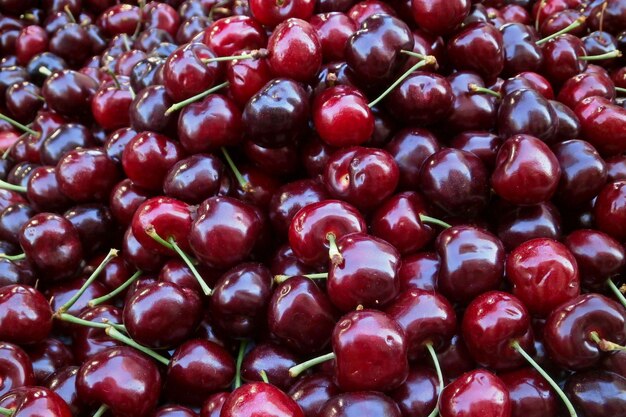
[145,226,174,250]
[38,67,52,77]
[0,253,26,261]
[259,370,270,384]
[589,331,626,352]
[616,87,626,94]
[55,248,118,316]
[235,340,248,389]
[274,272,329,284]
[167,236,212,296]
[0,113,38,136]
[607,278,626,309]
[326,233,343,266]
[400,50,429,60]
[164,81,229,116]
[0,407,13,416]
[578,50,622,61]
[420,215,452,229]
[56,313,110,329]
[425,343,444,392]
[0,178,26,193]
[89,270,143,307]
[289,352,335,378]
[105,326,170,366]
[511,340,577,417]
[536,16,586,45]
[203,49,268,63]
[468,83,502,99]
[368,56,437,108]
[92,404,108,417]
[221,147,251,192]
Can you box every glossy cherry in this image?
[220,382,305,417]
[439,369,511,417]
[0,386,71,417]
[594,180,626,242]
[319,392,402,417]
[0,343,34,397]
[499,368,559,417]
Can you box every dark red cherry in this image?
[41,123,95,166]
[268,276,336,355]
[109,179,152,227]
[500,23,542,76]
[345,13,413,85]
[204,16,266,57]
[447,21,504,83]
[544,293,626,370]
[332,309,408,391]
[446,71,497,132]
[153,405,198,417]
[564,229,625,290]
[124,281,202,349]
[541,35,587,87]
[575,96,626,157]
[104,128,138,165]
[0,203,35,245]
[122,132,185,191]
[398,252,439,292]
[288,374,339,417]
[323,146,399,212]
[241,343,298,390]
[310,12,356,61]
[288,199,366,267]
[328,233,400,312]
[23,338,72,384]
[385,128,439,191]
[177,94,243,153]
[553,140,607,206]
[319,392,401,417]
[64,204,114,255]
[565,370,626,417]
[96,4,141,36]
[436,226,505,304]
[0,285,52,345]
[19,213,83,282]
[163,154,225,204]
[440,369,511,417]
[0,342,34,397]
[249,0,314,27]
[498,89,558,142]
[495,202,562,251]
[347,0,396,25]
[269,180,329,237]
[594,180,626,243]
[77,346,162,417]
[0,386,71,417]
[91,82,133,132]
[209,262,273,339]
[449,131,502,169]
[507,238,580,318]
[41,69,98,119]
[46,277,107,322]
[201,392,228,417]
[499,368,559,417]
[411,0,469,35]
[71,305,122,363]
[5,81,43,123]
[558,72,616,110]
[56,148,120,203]
[45,366,83,416]
[166,339,235,405]
[491,135,561,205]
[389,367,439,417]
[220,382,305,417]
[268,18,322,83]
[419,148,490,218]
[163,42,221,102]
[190,197,263,269]
[129,85,175,134]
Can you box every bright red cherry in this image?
[268,18,322,83]
[220,382,305,417]
[439,369,511,417]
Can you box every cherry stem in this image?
[55,249,118,316]
[511,340,577,417]
[167,237,213,296]
[101,319,126,333]
[89,270,142,307]
[104,69,121,90]
[0,178,26,193]
[64,4,76,23]
[274,272,328,284]
[607,278,626,309]
[400,50,429,60]
[616,87,626,94]
[425,343,444,392]
[368,56,437,108]
[131,0,145,39]
[221,147,251,192]
[164,81,229,115]
[535,0,547,30]
[235,340,247,389]
[38,67,52,77]
[0,407,12,416]
[92,404,108,417]
[326,233,343,266]
[468,83,502,99]
[105,326,170,366]
[259,370,269,383]
[289,352,335,378]
[0,253,26,261]
[0,113,38,136]
[589,331,626,352]
[420,215,452,229]
[426,405,439,417]
[57,313,111,329]
[203,49,268,63]
[146,226,174,250]
[578,50,622,60]
[208,0,230,20]
[536,17,585,45]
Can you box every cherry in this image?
[498,89,558,141]
[220,381,305,417]
[41,69,98,119]
[345,14,413,85]
[268,180,329,237]
[241,343,298,390]
[76,346,162,417]
[5,82,43,124]
[575,96,626,157]
[91,80,134,132]
[0,285,52,346]
[190,196,264,269]
[268,275,336,355]
[0,343,34,397]
[124,281,202,349]
[494,201,562,251]
[385,128,439,190]
[553,140,607,206]
[310,12,356,61]
[447,21,504,83]
[0,204,34,245]
[397,252,439,292]
[411,0,469,35]
[566,370,626,417]
[55,148,120,203]
[96,4,141,36]
[327,233,400,311]
[446,72,498,132]
[163,42,221,102]
[201,392,228,417]
[288,199,366,267]
[594,180,626,242]
[109,179,152,227]
[71,305,122,363]
[449,131,502,169]
[166,339,235,405]
[499,368,559,417]
[129,85,175,134]
[153,405,198,417]
[268,18,322,83]
[226,50,273,108]
[390,367,440,417]
[544,293,626,370]
[440,369,510,417]
[243,78,309,149]
[501,23,543,76]
[204,16,266,57]
[210,262,273,339]
[558,72,616,110]
[319,392,401,417]
[323,146,399,212]
[0,386,71,417]
[288,374,339,417]
[41,123,95,165]
[312,85,374,147]
[45,366,83,416]
[23,338,73,384]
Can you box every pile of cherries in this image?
[1,0,626,416]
